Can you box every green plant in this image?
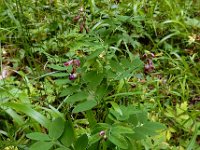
[1,0,200,149]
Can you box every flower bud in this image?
[79,22,84,33]
[99,130,105,136]
[103,134,107,140]
[150,53,155,58]
[73,15,80,22]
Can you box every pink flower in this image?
[64,60,74,66]
[150,53,155,58]
[73,59,80,66]
[64,59,80,80]
[64,59,80,67]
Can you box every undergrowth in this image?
[0,0,200,150]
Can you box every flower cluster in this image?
[64,59,80,80]
[73,7,89,33]
[142,53,155,74]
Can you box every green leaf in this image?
[50,72,68,77]
[88,133,102,146]
[108,132,128,149]
[109,59,123,73]
[162,20,187,30]
[83,71,104,89]
[144,122,166,131]
[86,110,97,128]
[47,64,66,71]
[4,108,24,125]
[95,84,108,100]
[74,134,88,150]
[92,123,110,134]
[109,105,144,121]
[49,118,65,140]
[2,102,50,128]
[26,132,51,141]
[86,49,104,60]
[60,121,75,147]
[109,109,128,121]
[158,31,180,45]
[105,91,142,100]
[134,126,156,137]
[30,141,54,150]
[60,86,79,97]
[136,112,148,124]
[185,18,200,28]
[47,105,65,119]
[72,100,97,113]
[128,114,138,126]
[128,129,147,140]
[66,92,88,104]
[55,148,71,150]
[55,79,70,85]
[132,122,166,139]
[131,55,144,71]
[88,0,96,14]
[111,124,134,134]
[117,15,130,22]
[187,125,198,150]
[87,142,99,150]
[110,102,123,116]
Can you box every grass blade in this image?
[2,102,50,128]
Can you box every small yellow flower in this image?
[188,34,196,44]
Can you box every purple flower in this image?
[69,73,77,80]
[64,59,80,80]
[144,59,155,73]
[99,131,105,136]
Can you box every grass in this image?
[0,0,200,149]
